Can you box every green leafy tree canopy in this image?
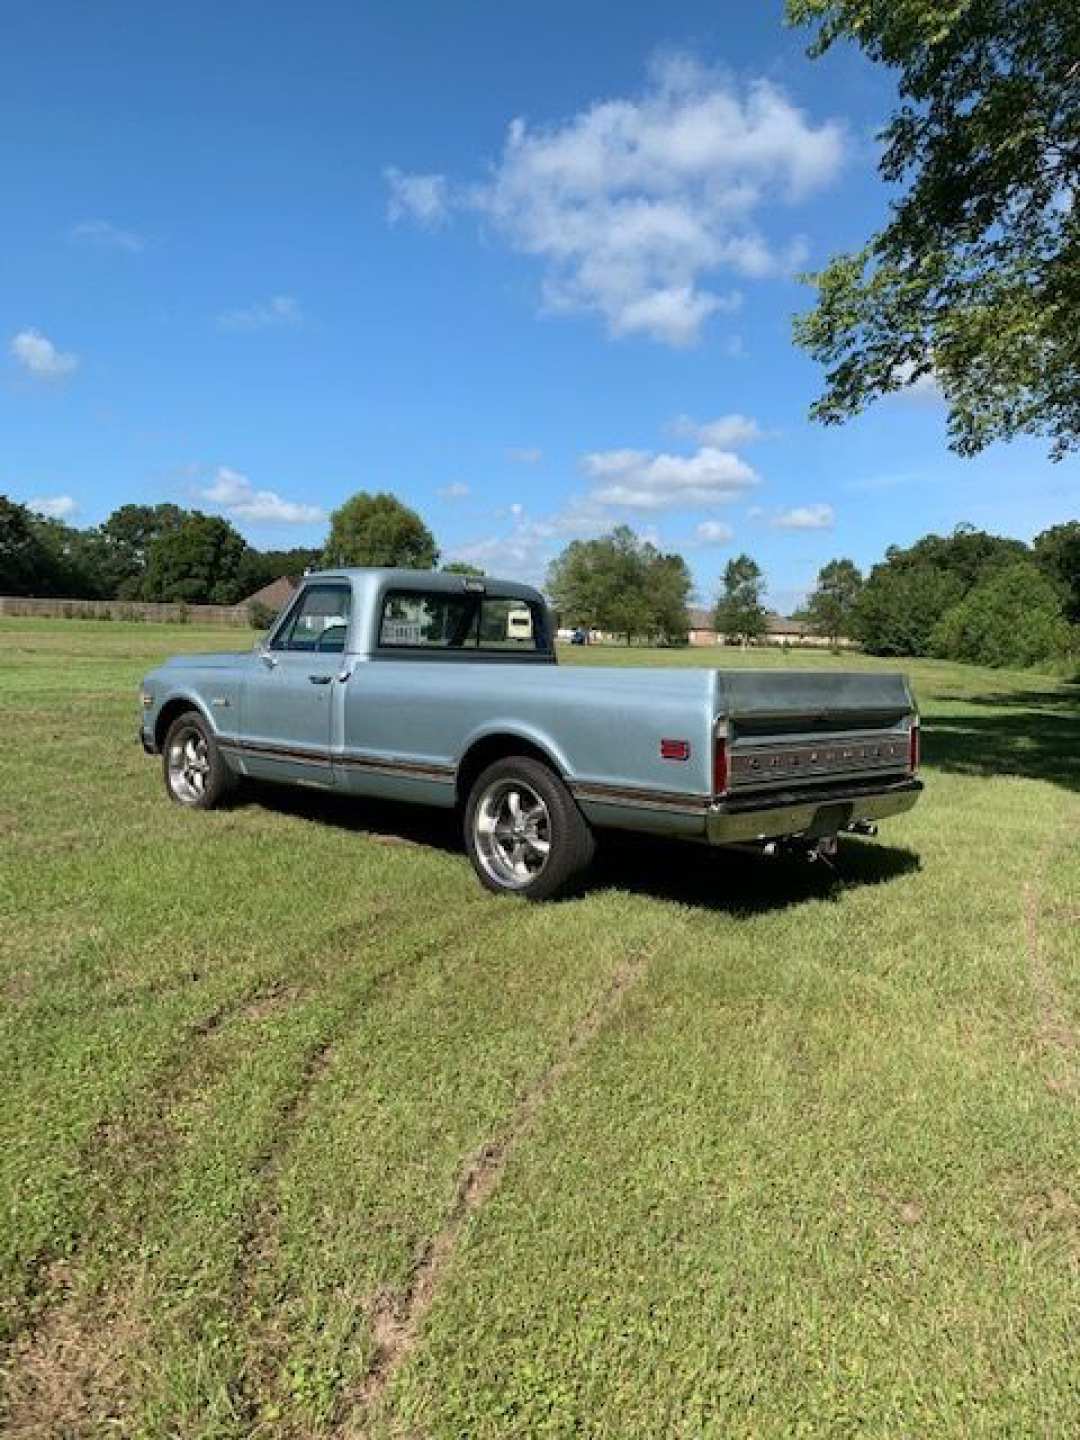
[931,560,1073,668]
[142,512,248,605]
[547,526,690,645]
[1033,520,1080,624]
[715,553,767,645]
[322,492,438,570]
[789,0,1080,459]
[441,561,486,577]
[100,504,188,597]
[805,557,863,646]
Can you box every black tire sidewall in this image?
[464,757,594,900]
[162,711,233,809]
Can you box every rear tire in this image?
[162,710,235,810]
[464,757,595,900]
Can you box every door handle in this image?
[259,651,277,669]
[309,673,333,685]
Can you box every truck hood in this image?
[157,651,253,671]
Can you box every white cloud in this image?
[200,466,325,524]
[385,167,450,227]
[450,496,613,586]
[582,444,758,510]
[387,55,844,344]
[216,296,303,332]
[694,519,734,544]
[29,495,78,520]
[771,503,834,530]
[438,481,471,499]
[69,219,144,253]
[670,412,762,447]
[507,447,543,464]
[10,329,79,378]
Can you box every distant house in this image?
[687,607,719,645]
[687,607,853,649]
[243,575,299,618]
[764,612,811,645]
[764,613,856,648]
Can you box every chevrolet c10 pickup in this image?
[139,568,923,899]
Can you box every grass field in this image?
[1,617,1077,1439]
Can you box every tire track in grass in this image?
[0,983,272,1355]
[1,896,489,1438]
[230,898,527,1428]
[340,944,653,1436]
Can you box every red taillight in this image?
[714,734,728,795]
[909,721,920,773]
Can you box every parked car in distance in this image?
[139,569,923,899]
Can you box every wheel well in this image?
[456,734,562,805]
[154,698,203,751]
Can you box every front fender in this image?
[145,689,223,753]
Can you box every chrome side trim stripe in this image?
[570,781,710,816]
[218,736,454,784]
[337,753,455,784]
[218,737,329,767]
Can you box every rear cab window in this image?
[378,590,550,656]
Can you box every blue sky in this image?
[2,1,1076,611]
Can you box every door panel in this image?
[238,653,336,783]
[237,582,351,784]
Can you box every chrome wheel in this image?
[167,724,211,804]
[473,779,551,891]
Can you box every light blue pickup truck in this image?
[140,568,922,898]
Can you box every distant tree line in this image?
[2,486,1077,669]
[0,491,438,607]
[837,523,1080,669]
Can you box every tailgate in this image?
[716,670,916,793]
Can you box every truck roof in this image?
[302,567,546,604]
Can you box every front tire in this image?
[162,711,235,809]
[464,757,595,900]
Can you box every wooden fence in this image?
[0,595,253,626]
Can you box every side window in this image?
[272,585,351,653]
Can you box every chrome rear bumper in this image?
[707,777,922,846]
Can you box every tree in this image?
[100,504,188,597]
[441,561,486,577]
[645,549,693,645]
[715,554,767,645]
[931,560,1072,667]
[788,0,1080,459]
[0,496,54,595]
[852,524,1037,655]
[29,516,112,599]
[888,524,1029,591]
[322,492,438,570]
[805,558,863,646]
[1033,520,1080,623]
[547,526,685,645]
[142,512,248,604]
[854,563,963,656]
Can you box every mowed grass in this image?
[0,617,1077,1439]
